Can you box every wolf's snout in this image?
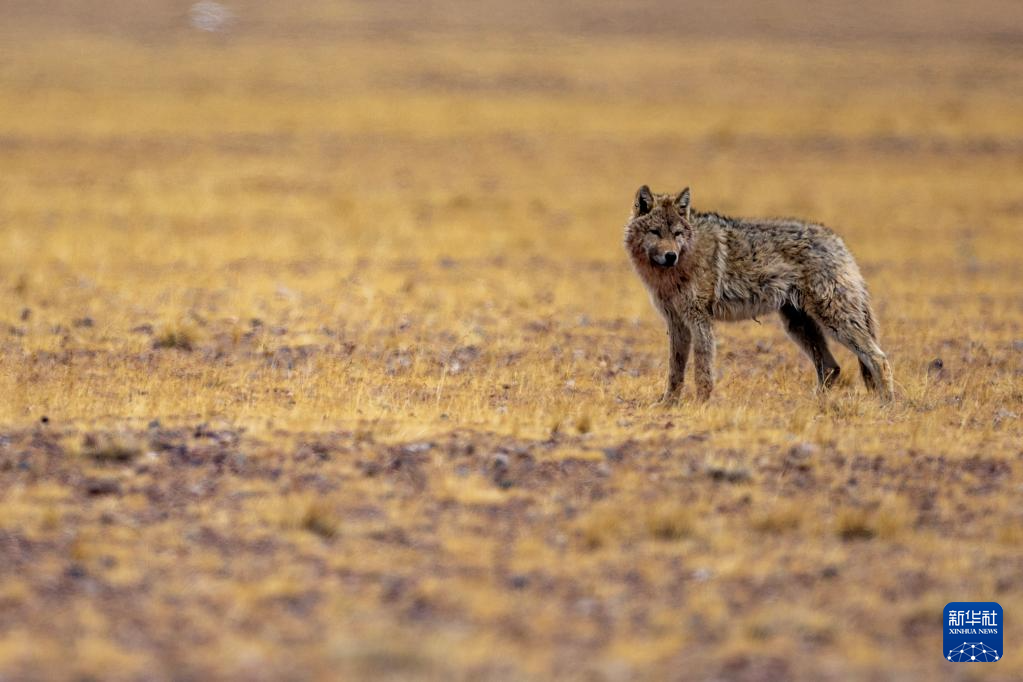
[652,250,678,267]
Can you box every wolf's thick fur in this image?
[624,185,894,403]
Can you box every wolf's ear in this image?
[634,185,654,216]
[675,187,691,221]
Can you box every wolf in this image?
[624,185,894,404]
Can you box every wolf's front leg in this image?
[691,319,716,402]
[659,321,691,405]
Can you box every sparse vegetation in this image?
[644,502,694,541]
[0,1,1022,680]
[79,432,143,463]
[750,500,805,535]
[834,508,878,541]
[152,324,198,351]
[300,500,340,540]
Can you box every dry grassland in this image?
[0,1,1022,680]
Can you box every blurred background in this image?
[1,1,1022,680]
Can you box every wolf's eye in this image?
[648,229,659,236]
[673,232,683,238]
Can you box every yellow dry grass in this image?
[0,2,1021,680]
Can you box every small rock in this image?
[65,564,87,579]
[788,442,819,460]
[402,441,433,455]
[444,345,480,375]
[706,463,751,483]
[602,445,625,463]
[84,477,121,496]
[574,598,599,616]
[927,357,945,377]
[381,576,407,602]
[508,574,529,590]
[19,308,31,321]
[692,568,713,582]
[72,317,94,328]
[357,460,382,477]
[994,408,1019,427]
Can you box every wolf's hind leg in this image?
[779,303,840,390]
[858,360,877,392]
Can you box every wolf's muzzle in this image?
[652,251,678,267]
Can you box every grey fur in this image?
[624,186,894,403]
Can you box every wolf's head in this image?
[624,185,693,269]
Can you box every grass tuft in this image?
[834,508,877,541]
[644,503,693,541]
[80,433,142,463]
[152,325,197,351]
[300,501,339,540]
[751,501,805,534]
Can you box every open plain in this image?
[1,1,1022,679]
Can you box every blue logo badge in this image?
[944,602,1002,662]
